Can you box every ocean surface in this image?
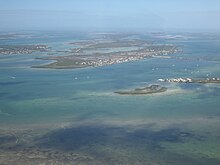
[0,31,220,165]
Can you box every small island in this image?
[115,85,167,95]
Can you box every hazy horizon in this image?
[0,0,220,31]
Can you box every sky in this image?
[0,0,220,31]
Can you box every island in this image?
[115,85,167,95]
[0,45,49,55]
[33,39,178,69]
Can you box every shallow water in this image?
[0,31,220,164]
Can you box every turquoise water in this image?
[0,32,220,164]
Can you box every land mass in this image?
[115,85,167,95]
[0,45,49,55]
[33,39,178,69]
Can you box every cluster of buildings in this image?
[0,45,48,55]
[75,47,178,67]
[159,77,220,83]
[206,78,220,81]
[78,55,142,67]
[159,78,193,83]
[93,55,144,67]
